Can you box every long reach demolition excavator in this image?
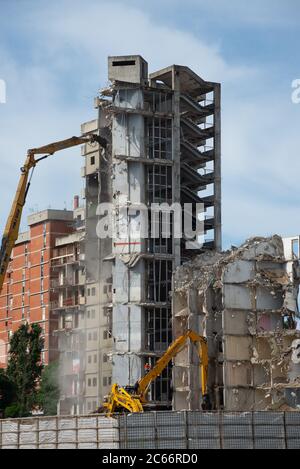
[99,329,211,416]
[0,133,105,293]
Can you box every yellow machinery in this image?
[0,134,104,292]
[101,329,210,416]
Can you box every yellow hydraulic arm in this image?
[101,329,210,416]
[137,329,209,403]
[0,134,103,292]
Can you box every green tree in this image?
[38,361,60,415]
[0,369,16,416]
[6,323,44,417]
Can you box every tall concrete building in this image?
[80,55,221,411]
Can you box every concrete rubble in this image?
[172,235,300,411]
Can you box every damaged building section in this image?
[62,54,221,413]
[172,235,300,411]
[80,55,221,410]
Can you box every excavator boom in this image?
[0,134,102,292]
[101,329,210,416]
[137,329,208,401]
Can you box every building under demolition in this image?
[77,55,221,413]
[2,56,300,417]
[173,235,300,411]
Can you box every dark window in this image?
[112,60,135,66]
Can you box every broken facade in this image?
[79,55,221,412]
[173,236,300,411]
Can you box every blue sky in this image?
[0,0,299,248]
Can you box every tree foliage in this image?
[0,369,16,416]
[6,323,44,417]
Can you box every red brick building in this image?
[0,210,74,367]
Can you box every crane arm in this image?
[0,134,102,292]
[137,329,208,401]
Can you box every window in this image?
[88,402,91,411]
[88,378,91,387]
[43,223,47,248]
[91,287,96,296]
[103,353,108,363]
[103,329,112,340]
[146,260,173,302]
[25,244,29,267]
[74,314,79,329]
[93,331,97,341]
[108,377,112,386]
[92,377,97,387]
[103,377,107,386]
[88,355,91,364]
[91,309,95,319]
[90,156,95,165]
[147,117,172,160]
[94,354,97,363]
[146,307,172,352]
[292,239,299,259]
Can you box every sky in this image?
[0,0,299,248]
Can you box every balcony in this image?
[51,255,80,268]
[50,278,80,289]
[51,298,83,311]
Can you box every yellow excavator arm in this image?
[0,134,103,292]
[137,329,208,402]
[101,329,210,416]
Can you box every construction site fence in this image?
[0,411,300,449]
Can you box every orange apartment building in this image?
[0,209,74,367]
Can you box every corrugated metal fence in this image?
[118,411,300,449]
[0,411,300,449]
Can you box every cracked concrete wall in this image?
[81,105,113,413]
[173,235,300,411]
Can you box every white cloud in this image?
[146,0,300,27]
[0,0,299,245]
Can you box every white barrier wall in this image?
[0,415,119,449]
